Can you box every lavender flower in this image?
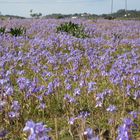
[126,85,132,96]
[38,103,46,109]
[0,130,8,138]
[47,82,53,94]
[84,128,99,140]
[95,101,102,108]
[79,80,86,87]
[17,77,31,90]
[64,94,76,103]
[63,69,70,75]
[23,120,35,135]
[88,82,96,93]
[0,101,6,112]
[65,83,72,90]
[5,86,14,96]
[69,117,76,125]
[78,111,90,119]
[133,90,140,99]
[8,111,19,118]
[117,118,133,140]
[11,100,20,112]
[74,88,81,96]
[53,78,60,88]
[69,111,90,125]
[23,120,51,140]
[106,105,117,112]
[129,111,139,119]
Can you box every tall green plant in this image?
[56,21,89,38]
[0,26,6,35]
[9,27,26,37]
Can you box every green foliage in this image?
[0,26,26,37]
[30,13,42,18]
[0,26,6,34]
[56,21,89,38]
[9,27,26,37]
[104,16,115,20]
[30,10,42,18]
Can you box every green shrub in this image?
[9,27,26,37]
[104,16,115,20]
[0,26,6,35]
[56,21,89,38]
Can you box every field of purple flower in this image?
[0,18,140,140]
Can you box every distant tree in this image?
[29,9,42,18]
[73,13,78,16]
[29,9,32,17]
[36,13,42,18]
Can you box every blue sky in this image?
[0,0,140,17]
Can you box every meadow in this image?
[0,18,140,140]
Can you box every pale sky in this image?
[0,0,140,17]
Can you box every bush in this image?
[56,21,89,38]
[104,16,115,20]
[0,26,6,35]
[9,27,26,37]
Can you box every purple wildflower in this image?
[0,101,6,112]
[0,130,8,138]
[5,86,14,96]
[74,88,81,96]
[106,105,117,112]
[69,117,76,125]
[79,80,86,87]
[117,118,133,140]
[38,103,46,109]
[88,82,96,93]
[129,111,139,119]
[23,120,51,140]
[64,94,76,103]
[23,120,35,135]
[65,83,72,90]
[84,128,99,140]
[78,111,90,119]
[11,100,20,112]
[8,111,19,118]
